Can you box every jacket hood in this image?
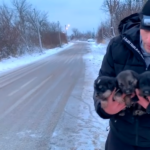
[118,13,144,61]
[118,13,141,35]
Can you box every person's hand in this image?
[103,89,126,115]
[135,89,150,109]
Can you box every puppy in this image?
[138,71,150,97]
[114,70,139,107]
[113,70,139,116]
[134,71,150,116]
[94,76,116,108]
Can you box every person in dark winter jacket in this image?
[93,1,150,150]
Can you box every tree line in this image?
[0,0,67,60]
[70,28,95,40]
[97,0,147,43]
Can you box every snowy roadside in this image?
[76,42,109,150]
[0,43,74,75]
[49,42,109,150]
[0,41,110,149]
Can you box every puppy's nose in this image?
[125,90,131,94]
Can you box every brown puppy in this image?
[114,70,139,106]
[94,76,116,108]
[113,70,139,116]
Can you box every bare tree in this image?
[33,9,44,52]
[97,0,147,42]
[102,0,120,37]
[0,0,67,60]
[12,0,32,52]
[72,28,80,39]
[0,4,20,59]
[49,22,60,32]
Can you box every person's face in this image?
[140,29,150,53]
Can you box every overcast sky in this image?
[0,0,106,35]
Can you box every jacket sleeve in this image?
[93,38,116,119]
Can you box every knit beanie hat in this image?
[141,0,150,31]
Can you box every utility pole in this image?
[58,21,62,47]
[34,9,43,53]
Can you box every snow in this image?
[49,42,109,150]
[0,43,74,75]
[16,130,42,139]
[0,41,109,149]
[77,42,109,150]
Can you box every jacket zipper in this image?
[122,36,148,70]
[135,117,139,146]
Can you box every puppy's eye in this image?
[98,85,102,89]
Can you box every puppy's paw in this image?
[133,110,138,116]
[133,110,146,116]
[101,101,108,109]
[137,110,146,116]
[113,95,124,103]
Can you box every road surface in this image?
[0,42,90,150]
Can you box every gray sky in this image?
[1,0,106,35]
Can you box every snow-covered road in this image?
[49,42,109,150]
[0,41,109,150]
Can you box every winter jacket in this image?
[93,13,150,147]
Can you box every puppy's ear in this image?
[131,71,140,88]
[94,78,98,88]
[94,76,101,88]
[131,71,139,80]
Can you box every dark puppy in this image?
[134,71,150,116]
[114,70,139,107]
[138,71,150,97]
[94,76,116,108]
